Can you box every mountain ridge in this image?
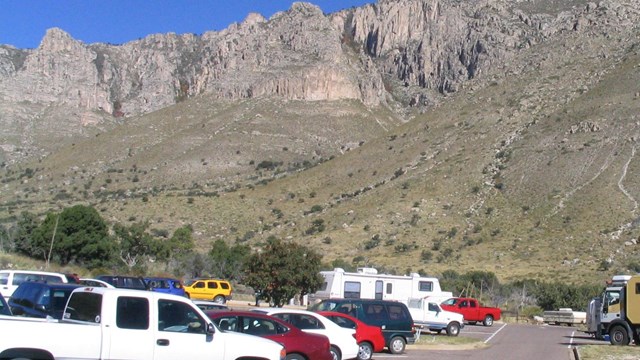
[1,0,640,282]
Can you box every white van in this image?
[0,270,69,300]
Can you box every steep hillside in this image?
[1,0,640,282]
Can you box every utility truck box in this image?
[0,287,285,360]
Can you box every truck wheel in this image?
[357,341,373,360]
[446,322,461,336]
[329,345,341,360]
[213,295,226,304]
[483,315,494,327]
[389,336,406,354]
[610,325,630,345]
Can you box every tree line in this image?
[0,205,323,307]
[0,204,603,311]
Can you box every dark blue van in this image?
[310,298,416,354]
[144,277,186,297]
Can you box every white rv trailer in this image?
[309,267,452,303]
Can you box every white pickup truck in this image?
[405,298,464,336]
[0,287,285,360]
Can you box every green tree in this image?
[12,211,41,257]
[156,225,196,273]
[113,221,157,273]
[208,240,250,281]
[243,237,323,307]
[0,224,10,253]
[30,205,114,268]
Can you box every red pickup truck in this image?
[440,297,501,326]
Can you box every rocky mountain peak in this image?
[38,28,84,52]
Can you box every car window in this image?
[242,316,278,335]
[43,275,64,283]
[51,289,74,312]
[158,300,205,334]
[38,288,50,306]
[363,303,388,320]
[214,316,238,331]
[65,292,102,323]
[329,315,357,329]
[220,282,230,290]
[12,273,29,286]
[194,281,205,289]
[116,296,149,330]
[0,272,8,285]
[441,298,456,306]
[388,304,409,320]
[207,282,218,289]
[274,313,324,330]
[428,302,440,312]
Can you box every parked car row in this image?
[2,268,500,359]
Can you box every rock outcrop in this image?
[0,0,639,164]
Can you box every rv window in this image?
[344,282,361,299]
[386,283,393,294]
[636,283,640,295]
[320,282,328,291]
[418,281,433,292]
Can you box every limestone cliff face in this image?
[0,0,638,164]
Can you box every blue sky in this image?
[0,1,375,49]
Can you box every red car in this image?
[205,310,332,360]
[318,311,385,360]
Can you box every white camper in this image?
[310,267,452,303]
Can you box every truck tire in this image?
[610,325,630,345]
[389,336,406,354]
[483,315,494,327]
[446,322,461,336]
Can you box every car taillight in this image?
[411,323,417,334]
[279,347,286,360]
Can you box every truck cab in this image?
[405,298,463,336]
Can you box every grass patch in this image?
[414,332,484,347]
[578,345,640,360]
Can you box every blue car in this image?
[144,277,186,297]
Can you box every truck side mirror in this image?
[206,323,216,335]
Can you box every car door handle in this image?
[157,339,170,346]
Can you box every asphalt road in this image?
[372,323,605,360]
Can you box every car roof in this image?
[17,282,82,289]
[254,307,319,315]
